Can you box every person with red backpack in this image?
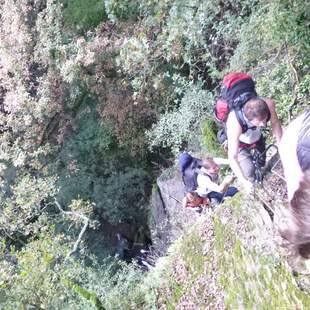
[214,73,282,192]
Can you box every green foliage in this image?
[93,168,149,224]
[62,0,107,32]
[0,235,148,309]
[0,234,74,308]
[0,0,310,307]
[65,105,115,163]
[12,173,57,208]
[57,165,150,225]
[62,258,148,309]
[202,118,225,157]
[147,82,214,154]
[0,171,58,242]
[229,0,310,120]
[55,104,149,224]
[64,279,104,310]
[104,0,140,22]
[117,0,259,106]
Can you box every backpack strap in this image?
[234,109,249,133]
[194,167,212,180]
[187,168,209,190]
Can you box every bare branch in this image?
[54,200,89,262]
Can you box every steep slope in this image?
[146,169,310,309]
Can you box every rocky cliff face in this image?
[147,166,310,308]
[150,167,200,254]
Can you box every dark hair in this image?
[280,170,310,258]
[201,157,216,169]
[244,98,269,121]
[186,191,199,202]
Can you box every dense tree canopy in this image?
[0,0,309,308]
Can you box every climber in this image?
[195,157,238,204]
[278,109,310,259]
[214,73,282,192]
[226,97,282,193]
[179,151,238,204]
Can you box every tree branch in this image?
[54,200,89,262]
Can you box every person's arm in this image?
[226,112,253,192]
[182,196,188,208]
[197,173,232,194]
[197,174,223,193]
[218,177,232,193]
[264,98,282,144]
[279,114,304,200]
[214,157,229,165]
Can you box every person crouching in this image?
[196,157,238,204]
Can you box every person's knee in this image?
[238,149,255,178]
[226,186,238,197]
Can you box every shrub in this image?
[62,0,107,33]
[202,118,225,157]
[147,82,214,154]
[104,0,140,22]
[229,0,310,122]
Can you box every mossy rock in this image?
[147,194,310,309]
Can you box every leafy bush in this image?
[62,0,107,32]
[55,104,150,224]
[0,234,147,309]
[104,0,140,22]
[93,167,149,224]
[202,118,225,157]
[229,0,310,121]
[147,82,214,154]
[0,234,76,308]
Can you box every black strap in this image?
[194,168,212,180]
[231,92,257,133]
[234,109,248,133]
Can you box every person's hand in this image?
[223,175,235,184]
[242,179,253,194]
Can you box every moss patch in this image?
[151,193,310,309]
[202,118,225,157]
[214,199,310,309]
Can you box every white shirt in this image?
[239,111,262,144]
[196,167,221,196]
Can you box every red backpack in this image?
[214,72,257,133]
